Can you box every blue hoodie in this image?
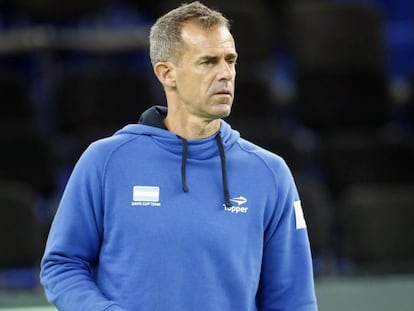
[40,106,318,311]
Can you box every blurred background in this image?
[0,0,413,310]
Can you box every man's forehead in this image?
[180,22,236,51]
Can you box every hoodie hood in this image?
[115,105,240,159]
[115,105,240,207]
[138,105,168,130]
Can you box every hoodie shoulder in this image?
[84,122,173,158]
[236,136,292,175]
[78,130,139,163]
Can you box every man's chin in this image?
[213,103,232,118]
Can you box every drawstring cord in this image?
[215,134,231,207]
[180,136,189,192]
[179,133,231,207]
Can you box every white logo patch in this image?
[294,200,306,229]
[132,186,161,207]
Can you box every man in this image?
[40,2,318,310]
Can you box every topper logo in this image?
[230,196,247,206]
[224,196,248,214]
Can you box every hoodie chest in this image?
[102,155,265,255]
[105,155,246,219]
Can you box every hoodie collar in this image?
[136,105,232,207]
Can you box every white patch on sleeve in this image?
[294,200,307,230]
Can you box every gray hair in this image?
[149,1,230,66]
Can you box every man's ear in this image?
[154,62,176,88]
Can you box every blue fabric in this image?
[40,115,317,310]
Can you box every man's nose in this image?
[217,60,234,81]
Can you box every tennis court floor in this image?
[1,275,414,311]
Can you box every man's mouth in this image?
[214,90,232,96]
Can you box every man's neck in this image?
[164,113,220,139]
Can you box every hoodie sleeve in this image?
[257,159,318,311]
[40,142,126,311]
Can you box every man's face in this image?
[173,22,237,120]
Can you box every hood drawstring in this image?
[180,137,189,193]
[179,134,231,208]
[215,134,231,208]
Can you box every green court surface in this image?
[1,275,414,311]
